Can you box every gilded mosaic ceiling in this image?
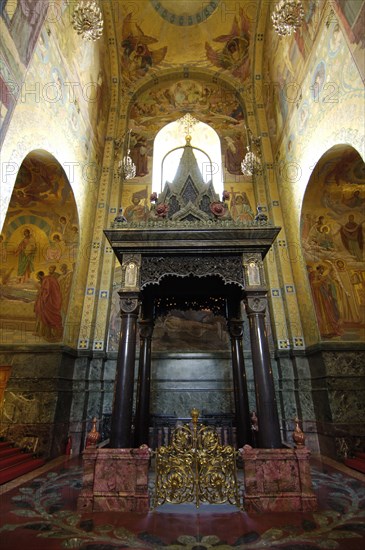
[114,0,257,89]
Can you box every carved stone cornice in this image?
[104,225,280,261]
[141,255,244,288]
[112,218,272,230]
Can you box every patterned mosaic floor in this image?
[0,455,364,549]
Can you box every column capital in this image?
[138,318,154,339]
[245,294,268,315]
[118,291,140,314]
[227,318,244,338]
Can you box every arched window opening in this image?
[152,118,223,194]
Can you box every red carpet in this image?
[0,439,45,485]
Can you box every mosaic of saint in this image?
[302,146,365,340]
[0,152,78,343]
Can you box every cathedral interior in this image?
[0,1,364,541]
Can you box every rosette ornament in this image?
[155,203,169,218]
[210,201,227,218]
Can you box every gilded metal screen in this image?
[154,409,241,508]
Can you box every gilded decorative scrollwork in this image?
[154,409,241,508]
[141,256,244,288]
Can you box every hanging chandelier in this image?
[271,0,304,37]
[71,0,103,41]
[118,130,136,180]
[119,155,136,180]
[241,149,263,177]
[241,127,262,177]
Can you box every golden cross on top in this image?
[179,113,199,141]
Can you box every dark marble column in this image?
[245,293,282,448]
[110,293,140,448]
[134,315,154,447]
[227,317,252,447]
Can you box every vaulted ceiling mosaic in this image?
[111,0,260,147]
[114,0,255,91]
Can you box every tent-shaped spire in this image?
[156,137,224,221]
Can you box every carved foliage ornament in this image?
[141,256,244,288]
[71,0,103,41]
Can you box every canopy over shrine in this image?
[104,138,281,450]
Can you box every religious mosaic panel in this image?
[117,1,253,91]
[0,152,78,344]
[301,145,365,341]
[0,0,49,145]
[263,0,365,153]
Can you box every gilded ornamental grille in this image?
[153,409,241,508]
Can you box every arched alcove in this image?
[300,144,365,342]
[0,150,79,344]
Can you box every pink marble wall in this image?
[77,444,317,513]
[241,445,318,513]
[77,446,151,512]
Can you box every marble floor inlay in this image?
[0,455,364,549]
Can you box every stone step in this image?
[344,457,365,475]
[0,457,46,485]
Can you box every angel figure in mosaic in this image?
[121,13,167,81]
[205,7,251,81]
